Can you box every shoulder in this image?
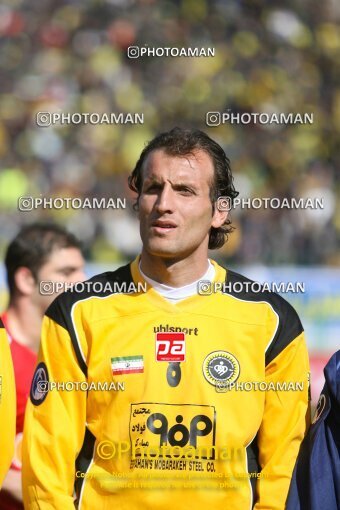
[225,269,301,316]
[224,269,304,364]
[45,262,133,325]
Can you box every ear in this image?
[14,267,36,297]
[211,198,229,229]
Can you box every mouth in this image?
[151,220,177,233]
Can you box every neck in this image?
[140,249,210,287]
[5,300,43,354]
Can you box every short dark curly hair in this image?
[128,127,239,249]
[5,222,82,297]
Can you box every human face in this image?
[35,247,86,310]
[138,148,227,263]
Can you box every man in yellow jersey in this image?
[0,319,15,488]
[22,128,310,509]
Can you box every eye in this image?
[144,183,162,193]
[177,186,195,196]
[59,268,75,277]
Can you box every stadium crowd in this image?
[0,0,339,265]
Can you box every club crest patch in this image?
[30,362,49,405]
[203,351,240,387]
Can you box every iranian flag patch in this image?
[111,356,144,375]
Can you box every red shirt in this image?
[0,313,37,510]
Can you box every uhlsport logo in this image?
[202,351,240,387]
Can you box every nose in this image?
[155,184,174,214]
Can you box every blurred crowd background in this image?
[0,0,339,384]
[0,0,339,265]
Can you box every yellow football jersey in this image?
[22,257,310,509]
[0,318,16,488]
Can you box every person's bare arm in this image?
[1,469,22,502]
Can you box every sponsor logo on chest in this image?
[155,332,186,362]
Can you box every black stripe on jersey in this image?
[45,263,134,376]
[74,427,96,502]
[246,435,260,507]
[224,270,303,366]
[0,317,4,328]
